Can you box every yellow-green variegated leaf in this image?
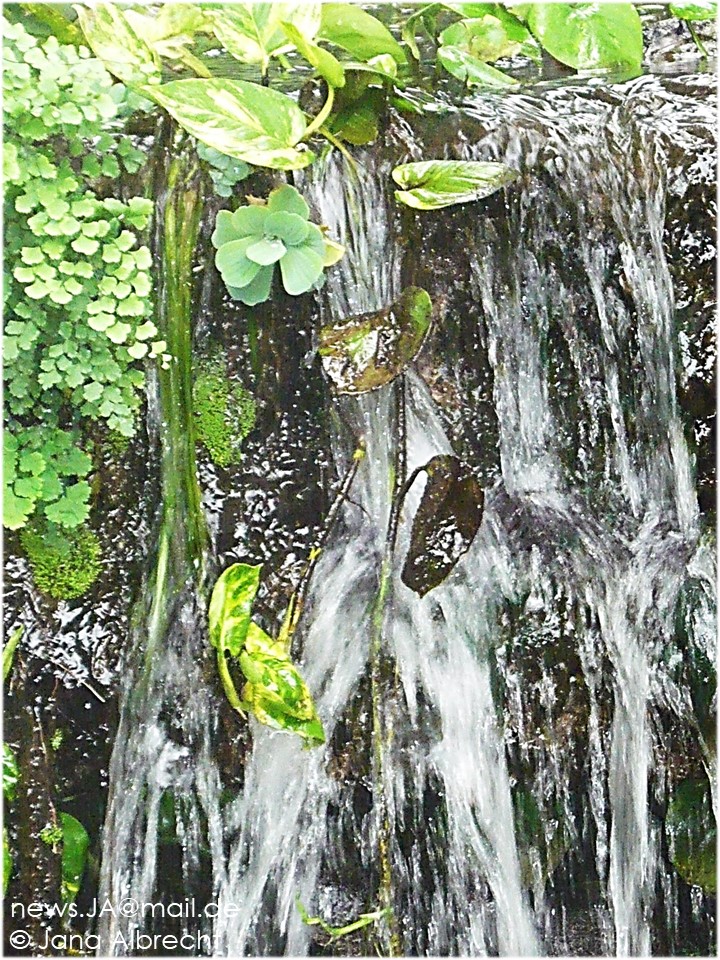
[239,624,325,746]
[208,562,262,657]
[280,21,345,88]
[141,79,314,170]
[74,3,161,85]
[211,3,322,71]
[392,159,518,210]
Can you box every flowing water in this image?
[90,72,715,957]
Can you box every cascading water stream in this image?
[97,135,226,955]
[459,74,712,955]
[215,148,538,956]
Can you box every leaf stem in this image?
[216,648,244,714]
[281,439,366,653]
[303,83,336,141]
[687,20,708,58]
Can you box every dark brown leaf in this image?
[401,455,484,596]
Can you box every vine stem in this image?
[303,83,336,141]
[370,373,407,956]
[282,439,366,653]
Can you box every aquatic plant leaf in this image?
[211,185,341,304]
[392,160,517,210]
[215,238,262,287]
[208,562,262,658]
[211,3,322,72]
[525,3,643,72]
[280,246,325,296]
[142,79,314,171]
[267,183,310,218]
[401,455,484,596]
[235,265,275,305]
[246,237,286,265]
[59,813,89,904]
[319,287,433,394]
[280,21,346,88]
[437,45,518,86]
[265,211,310,246]
[669,0,717,18]
[319,3,407,64]
[74,3,161,86]
[323,238,346,267]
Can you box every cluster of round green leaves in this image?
[3,17,159,532]
[4,430,92,531]
[211,185,341,306]
[196,141,251,199]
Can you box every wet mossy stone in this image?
[20,523,102,600]
[192,364,256,468]
[666,777,717,894]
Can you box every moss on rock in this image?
[192,363,256,468]
[666,777,716,894]
[20,524,102,600]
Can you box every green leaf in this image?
[208,563,262,657]
[3,628,22,683]
[215,238,263,288]
[280,21,346,88]
[74,2,161,85]
[319,3,407,64]
[240,626,324,745]
[279,246,325,296]
[3,488,34,530]
[246,237,286,265]
[59,813,89,904]
[231,264,275,305]
[400,455,484,596]
[437,45,518,85]
[232,205,270,236]
[212,210,240,248]
[525,3,643,72]
[319,287,434,394]
[392,159,518,210]
[439,14,525,61]
[267,183,310,219]
[669,0,717,18]
[265,210,309,245]
[210,3,322,73]
[142,79,314,171]
[44,481,91,528]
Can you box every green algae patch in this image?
[193,362,256,468]
[21,523,102,600]
[667,777,717,894]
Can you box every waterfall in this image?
[92,73,714,958]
